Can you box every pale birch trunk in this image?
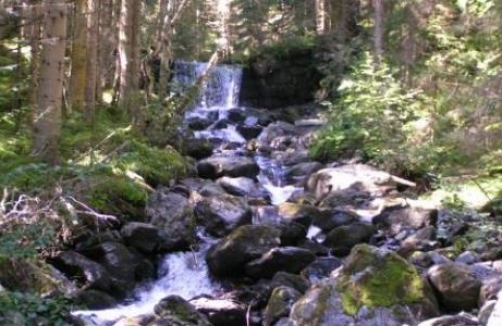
[315,0,326,35]
[69,0,87,112]
[32,0,67,165]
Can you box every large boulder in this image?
[153,295,213,326]
[194,194,253,237]
[323,223,377,256]
[289,244,439,325]
[121,222,162,254]
[197,155,259,179]
[146,189,197,252]
[427,263,482,311]
[190,297,247,326]
[50,251,112,292]
[373,205,438,236]
[245,247,316,279]
[206,225,281,277]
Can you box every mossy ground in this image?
[337,244,426,316]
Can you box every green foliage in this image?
[311,53,427,171]
[0,221,56,260]
[0,291,74,326]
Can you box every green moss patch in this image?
[337,244,426,315]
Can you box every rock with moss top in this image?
[288,244,438,326]
[153,295,213,326]
[264,286,302,326]
[206,225,281,277]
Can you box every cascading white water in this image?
[72,231,219,325]
[73,61,299,325]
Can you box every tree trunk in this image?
[69,0,87,112]
[118,0,141,125]
[98,0,115,98]
[85,0,99,122]
[374,0,384,66]
[315,0,326,35]
[32,0,67,165]
[28,2,41,127]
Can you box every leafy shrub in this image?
[0,291,74,326]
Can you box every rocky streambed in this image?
[60,63,502,326]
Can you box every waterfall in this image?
[172,61,242,109]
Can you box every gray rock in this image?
[197,155,259,179]
[479,276,502,307]
[479,300,496,326]
[301,257,342,283]
[245,247,316,279]
[373,205,438,236]
[270,272,310,294]
[51,251,112,292]
[75,289,117,309]
[216,176,267,198]
[190,297,246,326]
[285,162,323,184]
[312,209,358,232]
[206,225,281,277]
[456,251,480,265]
[183,138,214,160]
[194,194,252,237]
[417,314,479,326]
[154,295,212,326]
[121,222,162,253]
[323,223,377,256]
[427,263,482,311]
[263,286,302,326]
[146,189,196,252]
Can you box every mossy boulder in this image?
[337,244,438,316]
[153,295,212,326]
[289,244,439,326]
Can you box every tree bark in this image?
[69,0,87,112]
[118,0,141,125]
[374,0,384,66]
[315,0,326,35]
[85,0,99,122]
[32,0,67,165]
[27,2,41,127]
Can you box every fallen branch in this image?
[67,196,119,224]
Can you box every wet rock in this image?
[399,226,439,255]
[312,209,358,232]
[184,138,214,160]
[323,223,377,256]
[197,155,259,179]
[51,251,112,291]
[301,257,342,283]
[257,122,301,151]
[456,251,480,265]
[80,241,137,297]
[277,202,317,228]
[245,247,316,279]
[75,289,117,309]
[276,221,307,246]
[373,205,438,236]
[154,295,212,326]
[237,125,263,140]
[190,297,247,326]
[270,272,310,294]
[206,225,281,277]
[479,300,496,326]
[194,194,252,237]
[285,162,323,184]
[187,115,218,131]
[417,314,479,326]
[263,286,302,326]
[427,263,482,311]
[479,276,502,307]
[216,176,267,198]
[146,189,196,252]
[121,222,162,253]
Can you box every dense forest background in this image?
[2,0,502,323]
